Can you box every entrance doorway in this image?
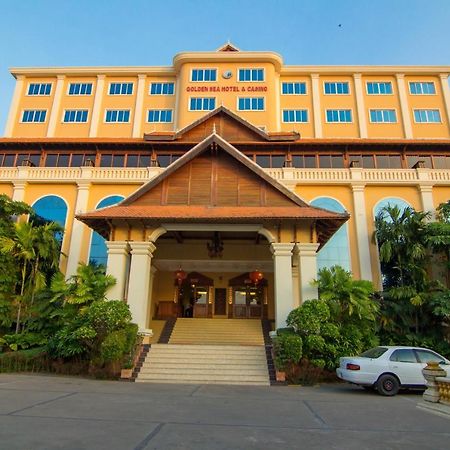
[214,288,227,315]
[228,273,267,319]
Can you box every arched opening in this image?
[32,195,68,243]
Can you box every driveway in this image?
[0,373,449,449]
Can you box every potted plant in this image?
[120,357,134,379]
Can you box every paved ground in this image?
[0,374,449,449]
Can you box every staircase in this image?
[135,319,269,385]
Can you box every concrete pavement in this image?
[0,373,449,449]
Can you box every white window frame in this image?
[67,82,93,96]
[365,81,393,95]
[413,109,442,123]
[20,109,48,123]
[26,82,52,96]
[107,82,134,96]
[236,97,265,111]
[237,68,265,83]
[325,109,353,123]
[409,81,436,95]
[281,81,307,95]
[190,68,218,83]
[323,81,351,95]
[103,109,131,123]
[188,97,216,111]
[368,109,398,124]
[281,109,309,123]
[62,109,90,123]
[149,82,175,96]
[146,109,174,123]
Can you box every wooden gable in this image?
[177,111,267,143]
[131,146,295,208]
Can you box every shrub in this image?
[86,300,132,336]
[273,333,302,371]
[100,330,127,363]
[286,300,330,335]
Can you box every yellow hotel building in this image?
[1,43,450,334]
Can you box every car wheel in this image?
[376,374,400,396]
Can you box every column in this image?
[46,75,65,137]
[351,184,373,281]
[106,241,130,301]
[4,75,25,137]
[89,74,105,137]
[132,74,146,138]
[418,185,435,220]
[311,74,323,138]
[12,181,27,202]
[127,241,156,330]
[353,73,367,138]
[291,246,301,309]
[439,74,450,131]
[296,243,320,303]
[65,182,91,278]
[270,243,295,329]
[396,74,413,139]
[147,266,157,325]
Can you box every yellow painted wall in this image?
[432,186,450,209]
[363,75,404,138]
[0,184,14,198]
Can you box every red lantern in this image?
[249,270,264,285]
[174,268,187,286]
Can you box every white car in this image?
[336,346,450,396]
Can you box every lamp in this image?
[174,268,187,286]
[249,269,264,285]
[207,231,224,258]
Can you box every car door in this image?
[414,349,450,380]
[388,349,423,385]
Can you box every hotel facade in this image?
[2,43,450,331]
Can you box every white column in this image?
[46,75,65,137]
[296,243,320,303]
[418,185,435,220]
[106,241,130,301]
[12,181,27,202]
[439,74,450,131]
[353,73,367,138]
[270,243,295,329]
[132,74,146,138]
[65,182,91,278]
[147,266,157,324]
[127,241,156,330]
[351,184,373,281]
[396,74,413,139]
[4,75,25,137]
[291,246,301,309]
[311,74,323,138]
[89,74,105,137]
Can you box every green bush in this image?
[86,300,132,336]
[100,330,127,363]
[273,333,303,371]
[0,332,48,352]
[286,300,330,334]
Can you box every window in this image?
[318,155,344,168]
[150,82,175,95]
[389,349,417,363]
[281,82,306,95]
[369,109,397,123]
[349,155,375,168]
[63,110,88,123]
[292,155,316,168]
[414,109,441,123]
[191,69,217,82]
[108,83,133,95]
[375,155,402,169]
[311,197,350,272]
[326,109,352,122]
[407,155,432,169]
[415,349,445,364]
[189,98,216,111]
[105,110,130,123]
[282,110,308,123]
[22,110,46,123]
[27,83,51,95]
[238,97,264,111]
[68,83,93,95]
[89,196,124,266]
[409,82,436,95]
[238,69,264,82]
[366,82,392,95]
[360,347,388,358]
[374,198,411,220]
[147,109,173,123]
[45,153,95,167]
[254,155,286,168]
[324,82,349,94]
[32,195,68,243]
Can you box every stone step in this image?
[139,367,268,375]
[136,373,269,382]
[148,349,266,357]
[142,362,268,369]
[135,379,270,386]
[150,344,265,351]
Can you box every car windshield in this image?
[359,347,388,358]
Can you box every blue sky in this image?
[1,0,449,133]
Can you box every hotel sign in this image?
[186,86,268,93]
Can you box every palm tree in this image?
[0,222,35,333]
